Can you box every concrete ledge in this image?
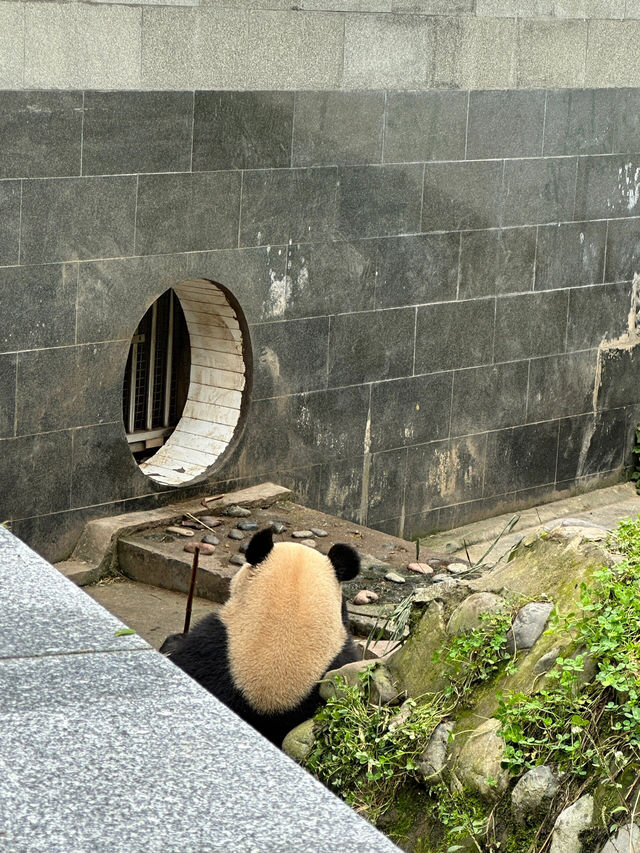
[3,5,640,90]
[0,525,399,852]
[62,483,292,582]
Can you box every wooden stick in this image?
[183,546,200,635]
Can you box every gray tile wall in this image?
[2,87,640,561]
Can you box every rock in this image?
[413,579,459,602]
[448,563,469,575]
[600,823,640,853]
[319,660,377,701]
[199,516,222,529]
[348,611,407,640]
[301,539,316,548]
[506,602,553,654]
[455,718,510,801]
[282,719,316,763]
[225,505,251,518]
[446,592,508,636]
[511,765,559,824]
[201,534,220,546]
[237,520,258,531]
[356,639,402,660]
[549,794,594,853]
[432,573,452,583]
[533,646,562,675]
[271,521,287,534]
[228,530,244,541]
[239,541,249,553]
[183,541,216,556]
[407,562,434,575]
[385,571,406,584]
[387,700,413,733]
[181,519,201,529]
[353,590,379,605]
[292,530,314,538]
[369,665,400,705]
[417,720,454,784]
[387,602,448,697]
[166,526,194,537]
[229,554,245,566]
[310,528,328,537]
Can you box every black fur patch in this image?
[327,543,360,582]
[245,527,274,566]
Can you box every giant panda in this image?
[166,527,361,746]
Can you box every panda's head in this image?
[228,527,360,598]
[222,528,361,714]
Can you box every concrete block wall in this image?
[1,85,639,562]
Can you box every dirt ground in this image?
[87,577,220,650]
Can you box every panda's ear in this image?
[327,544,360,582]
[245,528,274,566]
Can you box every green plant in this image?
[433,608,518,702]
[305,669,448,824]
[497,516,640,824]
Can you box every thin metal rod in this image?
[163,290,174,428]
[127,341,138,434]
[145,301,158,431]
[183,546,200,635]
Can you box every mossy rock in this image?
[387,601,448,698]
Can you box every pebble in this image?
[229,554,246,566]
[271,521,286,534]
[301,539,317,548]
[225,505,252,518]
[202,534,219,546]
[239,541,249,553]
[448,563,469,575]
[432,573,451,583]
[353,590,379,605]
[199,516,222,529]
[181,520,201,529]
[292,530,314,538]
[309,528,328,538]
[184,541,216,556]
[408,562,434,575]
[237,520,259,531]
[385,571,406,584]
[166,526,194,537]
[228,530,244,541]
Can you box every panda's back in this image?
[221,543,347,715]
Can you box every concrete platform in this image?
[425,482,640,567]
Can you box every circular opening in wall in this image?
[122,279,249,487]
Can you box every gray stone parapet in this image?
[0,525,399,852]
[2,2,640,90]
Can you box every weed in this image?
[305,669,449,825]
[433,608,518,703]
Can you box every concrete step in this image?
[55,559,103,587]
[53,482,293,585]
[118,535,235,604]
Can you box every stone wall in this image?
[2,86,640,561]
[2,2,640,91]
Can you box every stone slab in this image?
[0,649,400,852]
[0,526,400,853]
[0,527,148,659]
[0,3,23,89]
[24,3,142,90]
